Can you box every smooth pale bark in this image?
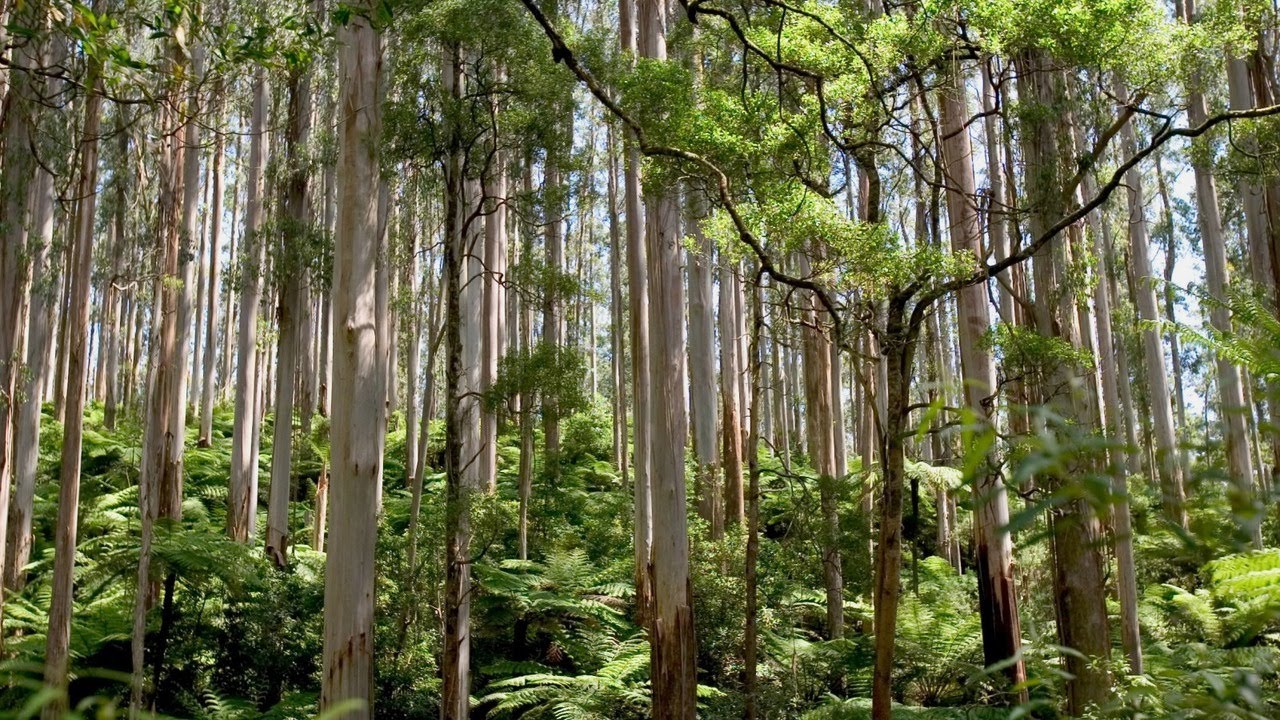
[621,0,653,628]
[220,145,242,401]
[228,74,269,543]
[1154,161,1188,437]
[1227,55,1275,299]
[1103,217,1144,479]
[481,136,507,494]
[607,125,628,482]
[5,69,61,590]
[0,4,44,611]
[1116,85,1188,529]
[42,63,103,715]
[166,48,203,520]
[190,166,210,413]
[639,3,697,715]
[312,462,328,552]
[133,31,191,714]
[408,252,443,570]
[720,259,745,527]
[1177,11,1259,540]
[830,342,847,479]
[797,248,842,641]
[543,117,565,479]
[402,188,421,487]
[770,304,790,468]
[267,63,315,567]
[319,9,384,716]
[517,163,536,561]
[1018,52,1111,715]
[104,142,127,431]
[982,65,1016,329]
[199,112,225,446]
[1070,121,1143,674]
[688,197,719,536]
[744,274,762,720]
[938,68,1026,694]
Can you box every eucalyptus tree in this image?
[513,3,1280,719]
[320,0,386,715]
[132,6,198,710]
[267,2,323,568]
[43,4,107,710]
[228,73,269,543]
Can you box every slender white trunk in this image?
[43,61,103,714]
[639,2,697,713]
[320,8,384,715]
[1116,83,1188,529]
[939,66,1025,692]
[228,74,269,542]
[199,117,225,446]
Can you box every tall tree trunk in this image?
[517,162,536,561]
[639,2,696,715]
[104,123,130,431]
[402,185,421,487]
[542,92,565,480]
[481,115,507,494]
[0,1,45,617]
[1115,86,1188,529]
[319,7,384,715]
[688,193,718,537]
[620,0,653,629]
[132,28,191,714]
[1017,52,1111,715]
[166,46,203,521]
[1070,116,1143,674]
[228,74,269,543]
[744,270,762,720]
[42,59,103,715]
[870,297,914,720]
[267,62,315,567]
[441,44,477,720]
[720,259,744,528]
[199,108,225,447]
[1183,0,1264,545]
[797,248,842,641]
[607,124,628,482]
[938,65,1026,695]
[4,36,63,590]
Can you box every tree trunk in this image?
[4,47,62,590]
[1070,119,1144,674]
[1188,0,1266,545]
[199,109,226,447]
[639,3,696,715]
[621,0,653,629]
[319,9,384,716]
[870,298,914,720]
[1116,84,1188,529]
[1018,52,1111,715]
[938,66,1026,695]
[42,64,103,713]
[267,63,315,567]
[688,192,719,537]
[481,117,507,494]
[0,3,44,617]
[607,124,629,482]
[228,74,269,543]
[720,259,744,528]
[744,270,762,720]
[797,247,843,641]
[132,29,191,714]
